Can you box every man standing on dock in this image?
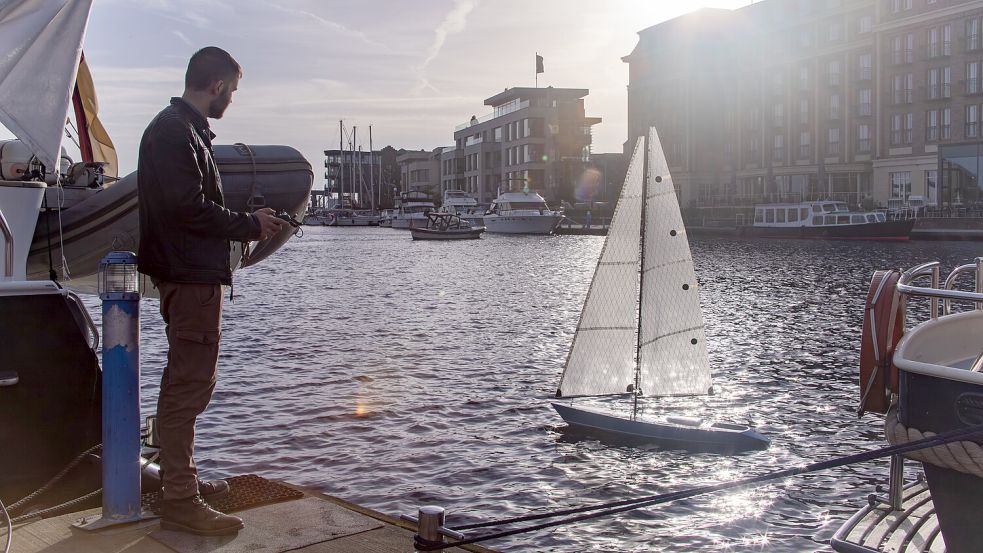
[137,47,286,536]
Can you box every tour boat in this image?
[744,201,914,240]
[832,261,983,552]
[390,191,436,230]
[483,191,563,235]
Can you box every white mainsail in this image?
[637,127,713,396]
[0,0,94,172]
[557,136,646,397]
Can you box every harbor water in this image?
[85,228,982,552]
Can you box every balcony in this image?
[927,41,952,58]
[892,89,913,105]
[926,83,952,100]
[455,100,530,131]
[826,142,840,155]
[465,136,483,147]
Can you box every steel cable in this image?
[414,422,983,551]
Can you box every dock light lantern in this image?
[77,251,156,530]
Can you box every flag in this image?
[536,53,544,74]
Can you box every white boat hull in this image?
[391,215,429,229]
[552,402,770,452]
[411,227,484,240]
[484,214,562,234]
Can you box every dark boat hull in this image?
[552,402,769,453]
[741,219,914,240]
[899,368,983,552]
[27,144,312,281]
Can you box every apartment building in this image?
[624,0,983,214]
[446,87,601,204]
[396,148,441,194]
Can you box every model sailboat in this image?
[552,128,769,452]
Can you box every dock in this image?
[10,477,497,553]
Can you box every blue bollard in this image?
[76,251,155,530]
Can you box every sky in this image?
[3,0,754,184]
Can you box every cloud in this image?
[414,0,479,95]
[260,2,390,52]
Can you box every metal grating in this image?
[831,480,946,553]
[144,474,305,514]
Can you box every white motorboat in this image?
[391,190,435,230]
[440,189,484,227]
[331,209,379,226]
[483,191,563,234]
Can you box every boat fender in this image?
[858,269,905,416]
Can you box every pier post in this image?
[76,251,155,530]
[401,505,466,551]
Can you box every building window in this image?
[927,109,939,141]
[828,22,841,42]
[773,134,785,161]
[827,59,841,85]
[890,171,912,200]
[968,18,981,52]
[829,94,840,119]
[799,131,811,158]
[857,124,871,153]
[773,103,784,127]
[968,62,981,94]
[858,15,872,34]
[827,127,840,155]
[858,53,872,80]
[926,170,938,204]
[905,112,913,144]
[942,107,952,139]
[928,25,951,58]
[858,88,872,116]
[892,34,913,64]
[799,99,810,124]
[891,114,902,145]
[799,66,809,91]
[967,105,979,138]
[893,73,913,104]
[930,66,953,99]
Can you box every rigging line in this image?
[425,423,983,550]
[637,325,704,348]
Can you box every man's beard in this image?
[208,94,231,118]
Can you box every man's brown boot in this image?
[198,478,230,501]
[160,495,244,536]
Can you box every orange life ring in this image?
[858,269,906,416]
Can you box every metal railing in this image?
[66,290,100,351]
[0,209,12,279]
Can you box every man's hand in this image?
[253,207,288,240]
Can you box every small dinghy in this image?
[411,212,484,240]
[552,129,769,453]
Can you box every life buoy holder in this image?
[858,269,906,416]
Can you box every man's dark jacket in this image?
[137,98,260,285]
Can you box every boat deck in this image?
[9,480,495,553]
[831,480,945,553]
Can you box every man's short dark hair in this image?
[185,47,242,91]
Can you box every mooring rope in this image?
[885,405,983,477]
[6,443,101,515]
[411,422,983,551]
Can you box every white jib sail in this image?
[556,136,646,397]
[0,0,93,172]
[637,127,713,396]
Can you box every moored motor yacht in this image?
[832,260,983,552]
[390,190,435,230]
[745,201,914,240]
[440,189,484,227]
[482,191,563,234]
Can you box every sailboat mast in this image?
[632,135,649,421]
[351,126,357,209]
[369,125,376,212]
[338,120,343,209]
